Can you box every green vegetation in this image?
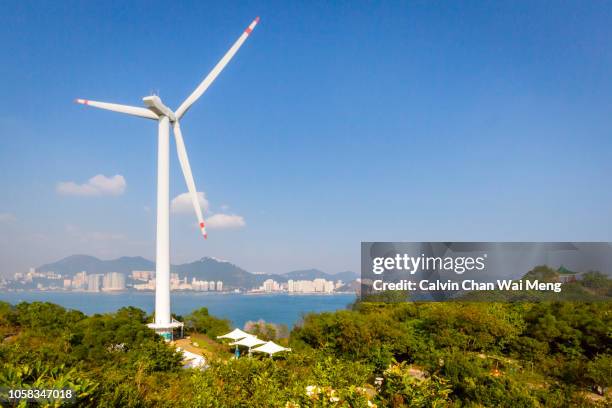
[1,289,610,406]
[183,307,231,339]
[459,266,612,302]
[243,319,290,341]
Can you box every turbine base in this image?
[147,320,184,341]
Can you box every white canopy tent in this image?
[251,341,292,357]
[217,328,251,341]
[229,335,266,349]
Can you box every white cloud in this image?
[206,213,246,229]
[0,213,16,223]
[57,174,126,196]
[171,192,209,214]
[171,192,245,230]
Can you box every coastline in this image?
[0,290,356,329]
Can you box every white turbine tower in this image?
[76,17,259,340]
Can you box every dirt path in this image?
[174,338,206,357]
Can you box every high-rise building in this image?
[262,279,280,292]
[103,272,126,291]
[209,280,216,291]
[263,279,272,292]
[216,281,223,291]
[295,280,315,293]
[313,278,326,292]
[87,274,103,292]
[72,271,88,289]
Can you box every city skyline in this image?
[5,267,350,294]
[2,1,612,278]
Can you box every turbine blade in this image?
[75,99,159,120]
[172,121,208,239]
[175,16,260,119]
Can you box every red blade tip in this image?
[245,17,260,34]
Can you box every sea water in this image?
[0,291,356,329]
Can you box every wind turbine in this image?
[76,17,260,340]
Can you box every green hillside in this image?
[458,266,612,302]
[1,295,610,406]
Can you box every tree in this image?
[244,319,289,341]
[586,354,612,395]
[184,307,231,339]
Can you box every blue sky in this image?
[1,1,611,276]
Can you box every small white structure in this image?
[179,348,207,369]
[148,317,184,341]
[217,328,251,341]
[251,341,292,357]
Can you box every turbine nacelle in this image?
[143,95,176,121]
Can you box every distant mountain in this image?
[334,271,360,282]
[37,255,154,276]
[36,255,358,289]
[174,257,276,289]
[283,269,328,280]
[283,269,358,282]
